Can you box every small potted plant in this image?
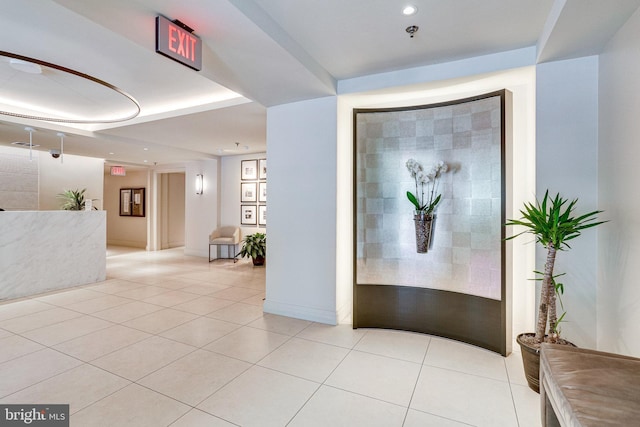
[236,232,266,266]
[506,190,606,392]
[57,188,97,210]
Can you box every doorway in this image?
[158,172,186,249]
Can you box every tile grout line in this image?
[505,356,525,427]
[283,327,370,426]
[402,338,480,427]
[401,335,431,426]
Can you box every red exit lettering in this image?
[156,15,202,70]
[168,26,197,62]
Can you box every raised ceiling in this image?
[0,0,638,166]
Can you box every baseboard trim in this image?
[263,299,337,325]
[354,284,506,355]
[107,239,145,249]
[184,248,208,258]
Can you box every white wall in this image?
[104,170,148,248]
[536,56,600,349]
[39,152,104,210]
[598,6,640,356]
[221,153,267,248]
[338,47,536,95]
[0,146,103,211]
[184,159,219,257]
[0,146,38,210]
[265,96,339,324]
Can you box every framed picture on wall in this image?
[119,189,131,216]
[241,159,258,180]
[119,188,145,217]
[241,182,257,202]
[258,182,267,203]
[259,158,267,180]
[241,205,257,225]
[258,205,266,226]
[131,188,145,217]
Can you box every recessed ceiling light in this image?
[143,160,148,163]
[143,147,149,151]
[109,152,115,155]
[402,5,418,16]
[9,58,42,74]
[11,141,40,148]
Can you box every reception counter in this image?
[0,211,106,301]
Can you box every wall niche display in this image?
[353,90,511,355]
[119,188,145,217]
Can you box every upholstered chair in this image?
[209,226,241,262]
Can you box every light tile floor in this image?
[0,247,541,427]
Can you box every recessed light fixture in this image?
[402,5,418,16]
[143,147,149,151]
[143,160,148,163]
[9,58,42,74]
[109,152,115,155]
[406,25,419,38]
[11,141,40,148]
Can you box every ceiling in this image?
[0,0,639,167]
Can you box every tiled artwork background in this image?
[355,95,503,300]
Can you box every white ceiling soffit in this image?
[5,1,243,120]
[251,0,555,81]
[52,0,337,107]
[0,101,266,165]
[97,102,266,156]
[537,0,640,64]
[0,120,215,165]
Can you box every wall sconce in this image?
[195,174,204,195]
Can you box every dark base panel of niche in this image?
[354,284,506,356]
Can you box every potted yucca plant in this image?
[506,190,606,392]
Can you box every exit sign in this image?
[110,166,126,176]
[155,15,202,71]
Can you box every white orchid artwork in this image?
[406,158,449,215]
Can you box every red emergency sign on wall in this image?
[110,166,126,176]
[155,15,202,71]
